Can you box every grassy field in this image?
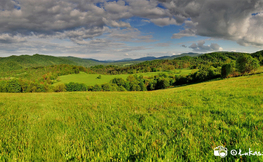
[0,73,263,161]
[56,69,193,86]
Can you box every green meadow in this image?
[56,69,193,86]
[0,73,263,161]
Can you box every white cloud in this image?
[0,34,27,44]
[159,0,263,47]
[150,17,178,26]
[0,0,263,58]
[189,40,223,52]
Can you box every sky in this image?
[0,0,263,60]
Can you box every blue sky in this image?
[0,0,262,60]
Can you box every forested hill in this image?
[0,54,100,72]
[0,54,143,72]
[0,51,262,72]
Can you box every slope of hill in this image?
[251,50,263,64]
[0,54,76,72]
[1,50,262,73]
[0,73,262,161]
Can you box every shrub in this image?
[102,83,112,91]
[130,82,140,91]
[53,83,66,92]
[0,80,7,92]
[221,64,234,78]
[87,86,93,91]
[111,84,119,91]
[66,82,87,91]
[92,84,102,91]
[124,82,130,91]
[119,86,127,91]
[162,78,170,89]
[158,73,168,78]
[236,55,260,74]
[110,78,126,87]
[97,75,102,79]
[208,66,220,78]
[139,80,147,91]
[152,68,157,72]
[126,75,136,82]
[175,75,188,85]
[147,79,157,91]
[6,79,22,93]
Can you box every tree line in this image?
[0,52,261,93]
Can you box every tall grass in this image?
[0,73,263,161]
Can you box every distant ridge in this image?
[0,50,262,72]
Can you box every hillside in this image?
[1,51,262,73]
[0,54,77,72]
[0,73,262,161]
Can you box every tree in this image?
[259,55,263,65]
[162,78,170,89]
[130,82,140,91]
[6,79,22,93]
[124,81,130,91]
[119,86,127,91]
[126,75,136,83]
[53,83,66,92]
[236,55,260,74]
[152,67,157,72]
[139,80,147,91]
[92,84,102,91]
[221,63,234,78]
[102,83,112,91]
[110,78,126,87]
[0,80,7,92]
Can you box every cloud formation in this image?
[0,0,262,58]
[162,0,263,47]
[189,41,223,52]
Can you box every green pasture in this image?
[0,73,263,161]
[56,69,193,86]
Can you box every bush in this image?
[110,78,126,87]
[87,86,93,91]
[139,80,147,91]
[53,83,66,92]
[0,80,7,92]
[175,75,188,85]
[66,82,87,91]
[6,79,22,93]
[147,79,157,91]
[162,78,170,89]
[92,84,102,91]
[130,82,141,91]
[102,83,112,91]
[119,86,127,91]
[221,64,234,78]
[124,82,130,91]
[158,73,168,78]
[97,75,102,79]
[236,55,260,74]
[111,84,119,91]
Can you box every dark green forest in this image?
[0,51,262,93]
